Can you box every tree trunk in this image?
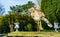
[37,21,40,33]
[9,24,13,32]
[9,20,13,32]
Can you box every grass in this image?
[7,31,60,36]
[2,30,60,37]
[42,29,60,32]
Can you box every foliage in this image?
[6,1,36,32]
[9,1,35,15]
[41,0,55,22]
[14,15,37,31]
[0,16,10,33]
[0,14,37,33]
[41,0,60,30]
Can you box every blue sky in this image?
[0,0,40,15]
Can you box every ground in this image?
[7,32,60,36]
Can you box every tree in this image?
[7,1,35,32]
[0,4,5,15]
[9,1,35,15]
[41,0,58,23]
[41,0,60,30]
[0,15,10,33]
[0,14,37,33]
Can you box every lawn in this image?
[7,31,60,36]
